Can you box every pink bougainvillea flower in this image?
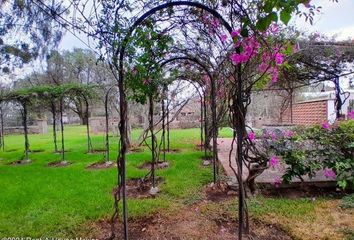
[348,111,354,119]
[272,177,282,188]
[271,132,277,141]
[262,130,269,139]
[322,122,330,129]
[231,29,240,38]
[220,34,227,43]
[211,18,220,28]
[270,67,279,83]
[230,52,250,65]
[275,53,284,65]
[323,168,336,179]
[284,130,294,138]
[230,53,242,64]
[268,23,279,34]
[248,132,256,142]
[258,62,268,73]
[269,156,279,168]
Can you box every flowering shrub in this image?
[244,120,354,193]
[298,120,354,189]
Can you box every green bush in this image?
[277,120,354,189]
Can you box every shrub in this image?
[244,120,354,192]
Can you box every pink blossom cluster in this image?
[283,130,295,138]
[248,132,256,142]
[201,15,222,36]
[269,156,279,168]
[348,111,354,119]
[230,35,260,64]
[229,26,284,83]
[322,122,330,130]
[323,168,336,179]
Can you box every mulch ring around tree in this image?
[113,177,164,199]
[137,161,170,170]
[161,148,181,153]
[8,159,32,165]
[195,143,204,150]
[128,147,144,153]
[47,160,72,167]
[86,149,107,154]
[205,182,237,202]
[86,161,115,170]
[201,155,213,166]
[201,155,213,160]
[54,150,70,154]
[5,149,18,152]
[29,149,45,153]
[85,201,292,240]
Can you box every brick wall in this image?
[282,100,328,126]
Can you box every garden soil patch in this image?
[137,161,170,170]
[47,161,71,167]
[86,149,107,154]
[128,147,144,153]
[161,148,181,153]
[54,150,70,154]
[201,155,213,161]
[205,182,236,202]
[84,201,292,240]
[30,149,45,153]
[115,177,164,199]
[8,159,31,165]
[195,143,204,150]
[86,161,115,169]
[6,149,18,152]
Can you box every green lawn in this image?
[0,126,211,237]
[0,126,352,239]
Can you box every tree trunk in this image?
[51,101,58,153]
[81,116,89,125]
[161,95,166,162]
[22,101,30,161]
[210,75,218,184]
[167,98,170,152]
[203,94,209,158]
[0,105,4,151]
[126,117,132,149]
[149,95,156,187]
[83,96,93,153]
[200,95,204,151]
[59,98,65,163]
[105,91,110,163]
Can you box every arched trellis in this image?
[0,84,96,164]
[159,56,219,181]
[113,2,246,240]
[104,85,118,164]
